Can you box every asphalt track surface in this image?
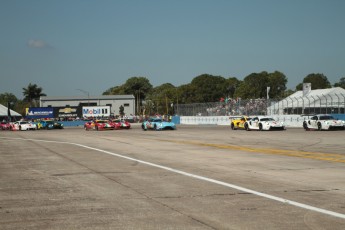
[1,124,345,229]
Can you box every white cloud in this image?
[27,39,52,48]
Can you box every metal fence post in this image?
[316,95,322,114]
[326,93,333,113]
[282,98,287,114]
[341,93,345,113]
[300,96,304,114]
[294,97,299,114]
[288,97,294,114]
[322,94,328,114]
[335,93,340,113]
[310,95,315,114]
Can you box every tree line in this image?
[0,83,46,116]
[102,72,344,114]
[1,72,344,116]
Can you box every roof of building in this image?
[269,87,345,109]
[288,87,345,99]
[0,104,22,117]
[40,94,135,101]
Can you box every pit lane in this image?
[1,125,345,229]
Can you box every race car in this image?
[230,116,251,130]
[11,121,37,131]
[303,114,345,131]
[37,120,64,129]
[244,116,285,131]
[142,117,176,131]
[0,121,11,130]
[84,120,115,131]
[110,119,131,129]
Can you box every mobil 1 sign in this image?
[82,106,110,118]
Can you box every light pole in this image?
[76,89,90,106]
[7,101,12,122]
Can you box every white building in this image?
[268,87,345,115]
[40,95,135,116]
[0,103,22,120]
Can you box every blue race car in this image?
[37,120,64,129]
[141,118,176,131]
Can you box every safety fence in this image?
[175,95,345,116]
[178,114,345,127]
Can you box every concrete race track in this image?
[1,124,345,229]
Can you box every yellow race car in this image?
[230,116,251,130]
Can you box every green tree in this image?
[102,77,153,115]
[122,77,153,115]
[334,77,345,89]
[22,83,46,106]
[13,100,29,117]
[176,84,197,104]
[225,77,242,98]
[123,77,153,100]
[146,83,176,115]
[295,73,331,90]
[102,85,126,95]
[189,74,228,103]
[267,71,287,99]
[0,93,18,106]
[234,72,269,99]
[283,89,295,97]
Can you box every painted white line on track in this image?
[2,137,345,220]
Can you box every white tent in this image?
[0,104,22,120]
[268,87,345,115]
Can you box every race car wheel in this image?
[142,124,147,131]
[19,125,22,131]
[317,123,322,131]
[245,123,250,131]
[154,124,158,130]
[231,123,235,130]
[303,121,308,130]
[259,123,263,131]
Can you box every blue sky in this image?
[1,0,345,99]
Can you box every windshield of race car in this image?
[319,115,335,120]
[260,118,275,121]
[150,119,162,122]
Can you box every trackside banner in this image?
[54,106,81,119]
[82,106,111,118]
[26,107,54,119]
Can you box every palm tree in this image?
[22,83,47,106]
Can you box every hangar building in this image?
[268,87,345,115]
[39,95,135,117]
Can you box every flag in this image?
[267,87,270,99]
[303,83,311,96]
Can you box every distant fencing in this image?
[175,95,345,116]
[179,114,345,127]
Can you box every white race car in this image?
[11,121,37,131]
[303,114,345,131]
[244,116,285,131]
